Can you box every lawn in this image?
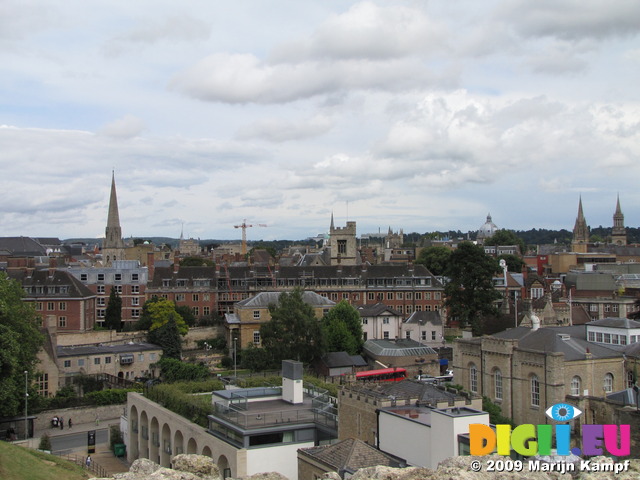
[0,441,90,480]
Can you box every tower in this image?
[611,195,627,246]
[571,196,589,253]
[102,172,125,266]
[329,214,358,266]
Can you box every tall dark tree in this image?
[415,246,452,276]
[175,305,196,327]
[148,315,182,359]
[260,288,324,364]
[444,242,502,336]
[322,300,363,354]
[0,273,44,417]
[104,288,122,331]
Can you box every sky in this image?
[1,1,640,241]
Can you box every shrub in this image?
[38,433,52,451]
[109,425,124,452]
[85,389,132,405]
[157,357,211,382]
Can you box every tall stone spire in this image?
[572,196,589,252]
[611,194,627,245]
[103,172,125,265]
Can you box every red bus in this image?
[355,368,407,382]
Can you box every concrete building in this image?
[127,361,337,480]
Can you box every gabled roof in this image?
[236,291,336,308]
[346,379,464,405]
[0,237,47,256]
[404,310,442,326]
[320,352,366,368]
[357,303,399,317]
[299,438,402,473]
[8,269,95,299]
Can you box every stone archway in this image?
[218,454,230,479]
[186,437,197,454]
[202,445,212,457]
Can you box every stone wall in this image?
[33,403,125,432]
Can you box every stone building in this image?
[453,323,627,426]
[611,195,627,246]
[329,215,358,266]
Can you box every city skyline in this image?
[1,1,639,240]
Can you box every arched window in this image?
[604,373,614,393]
[531,375,540,406]
[494,369,503,400]
[470,363,478,393]
[571,376,581,396]
[627,370,635,389]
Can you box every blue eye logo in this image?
[545,403,582,422]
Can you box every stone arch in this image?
[149,416,160,465]
[139,411,150,460]
[218,454,230,478]
[201,445,212,457]
[129,405,140,460]
[160,423,172,467]
[187,437,197,454]
[173,430,185,456]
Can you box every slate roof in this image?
[404,310,442,326]
[0,237,47,256]
[235,291,336,308]
[564,272,617,292]
[363,339,438,357]
[8,269,95,299]
[320,352,366,368]
[347,378,463,405]
[299,438,403,474]
[492,326,620,361]
[357,303,399,317]
[587,318,640,329]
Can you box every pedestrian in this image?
[60,417,64,430]
[95,415,100,426]
[68,418,72,429]
[86,455,92,467]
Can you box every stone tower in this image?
[329,213,358,266]
[102,172,125,266]
[571,196,589,253]
[611,195,627,246]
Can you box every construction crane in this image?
[234,219,267,255]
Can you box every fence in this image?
[52,451,108,478]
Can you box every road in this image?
[50,428,108,454]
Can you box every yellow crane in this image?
[234,219,267,255]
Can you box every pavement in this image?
[23,416,131,477]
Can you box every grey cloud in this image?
[235,116,334,142]
[98,115,145,139]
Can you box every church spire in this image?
[103,172,125,265]
[572,195,589,251]
[106,171,121,231]
[612,194,627,245]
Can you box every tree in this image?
[484,229,526,255]
[240,344,273,372]
[260,288,324,364]
[148,315,183,359]
[176,305,196,327]
[0,273,44,417]
[444,242,502,336]
[415,246,452,276]
[104,288,122,331]
[322,300,363,354]
[138,297,188,335]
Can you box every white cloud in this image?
[99,115,145,139]
[235,115,334,142]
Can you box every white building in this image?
[357,303,402,341]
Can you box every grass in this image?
[0,441,90,480]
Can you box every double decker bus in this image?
[355,367,407,382]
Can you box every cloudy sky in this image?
[2,1,639,241]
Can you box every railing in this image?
[53,452,108,478]
[213,402,317,429]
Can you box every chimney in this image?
[147,252,155,279]
[282,360,303,404]
[48,257,57,277]
[173,261,179,274]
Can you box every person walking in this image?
[68,418,72,429]
[86,455,92,468]
[60,417,64,430]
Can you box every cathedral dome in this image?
[477,213,498,240]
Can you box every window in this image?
[80,273,88,281]
[383,331,390,339]
[58,316,66,327]
[531,287,544,299]
[150,353,156,361]
[97,309,105,318]
[131,273,139,282]
[64,360,71,368]
[253,310,260,319]
[405,331,411,339]
[97,273,105,282]
[397,292,403,300]
[337,239,347,254]
[97,298,106,306]
[604,373,614,393]
[621,335,627,345]
[342,292,349,299]
[613,304,619,313]
[253,331,261,345]
[397,305,403,314]
[203,306,210,316]
[97,285,105,294]
[434,292,441,300]
[406,292,413,300]
[47,302,55,311]
[627,371,635,389]
[162,279,170,287]
[139,354,145,362]
[193,294,199,302]
[36,373,49,396]
[431,331,436,341]
[470,364,478,393]
[494,369,503,400]
[132,297,140,306]
[115,273,122,281]
[531,375,540,406]
[415,292,422,300]
[132,285,140,294]
[596,332,603,343]
[382,317,390,325]
[94,357,101,365]
[588,331,595,342]
[367,292,375,300]
[132,309,140,317]
[406,305,413,314]
[114,285,122,294]
[604,304,610,312]
[192,306,199,316]
[59,302,67,311]
[105,357,111,364]
[421,331,427,341]
[571,376,581,396]
[603,333,611,344]
[387,292,393,301]
[78,359,85,367]
[362,318,368,325]
[425,292,431,300]
[590,304,598,312]
[175,294,185,302]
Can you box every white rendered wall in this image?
[430,410,489,468]
[378,412,431,468]
[245,441,313,480]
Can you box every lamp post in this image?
[233,337,237,379]
[24,370,28,441]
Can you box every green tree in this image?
[240,344,273,372]
[260,288,324,364]
[104,288,122,331]
[484,229,526,255]
[444,242,502,336]
[415,246,452,276]
[321,300,363,354]
[148,315,182,359]
[145,297,188,335]
[176,305,196,327]
[0,273,44,417]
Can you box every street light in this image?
[233,337,237,379]
[24,370,28,441]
